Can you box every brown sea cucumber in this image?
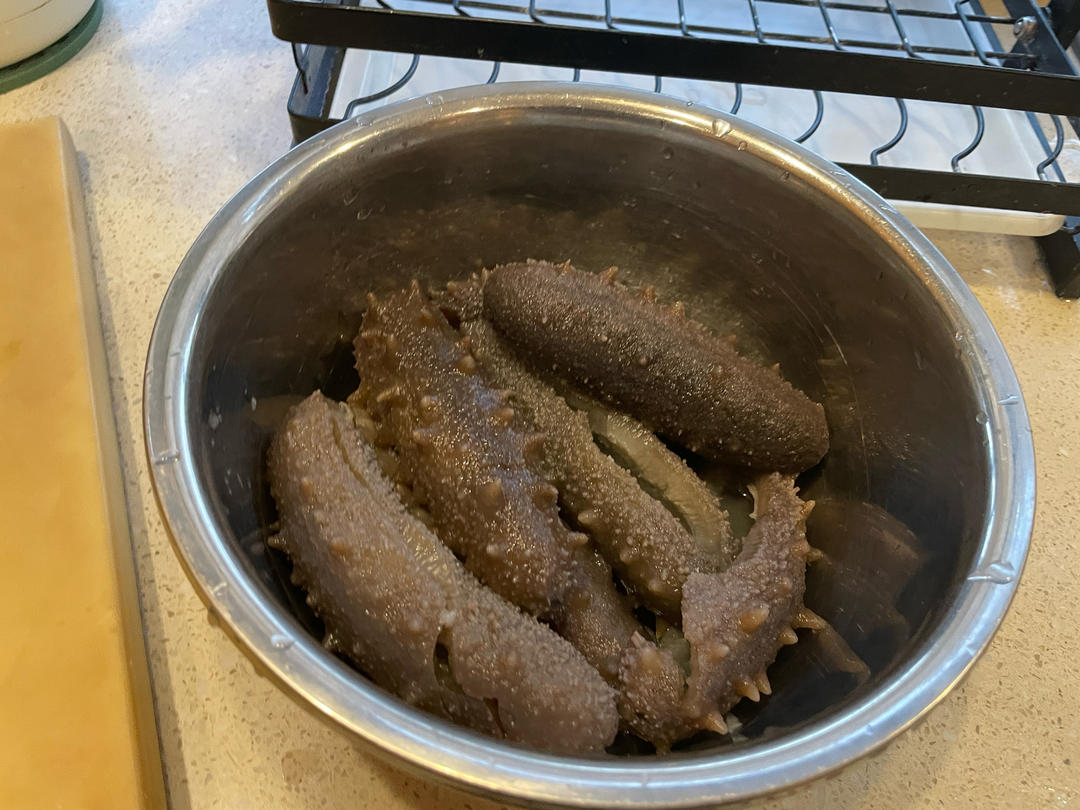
[561,389,739,565]
[464,317,733,618]
[482,260,829,473]
[620,473,816,749]
[268,393,619,753]
[351,285,643,681]
[352,283,578,617]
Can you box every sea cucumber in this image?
[352,283,578,617]
[351,284,644,681]
[464,318,733,618]
[482,260,829,473]
[268,393,619,753]
[620,473,817,749]
[561,390,739,565]
[559,545,647,683]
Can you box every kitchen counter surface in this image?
[2,2,1077,808]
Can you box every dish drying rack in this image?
[267,0,1080,296]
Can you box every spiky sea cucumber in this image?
[351,284,643,681]
[620,473,817,749]
[352,283,578,617]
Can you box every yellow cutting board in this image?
[0,118,166,809]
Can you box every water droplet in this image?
[968,560,1016,585]
[781,170,791,181]
[737,141,748,152]
[975,411,988,425]
[954,330,964,342]
[271,634,295,650]
[997,394,1021,406]
[661,146,674,160]
[154,450,180,466]
[711,120,731,138]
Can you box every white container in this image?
[0,0,93,68]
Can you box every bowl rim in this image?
[143,82,1035,808]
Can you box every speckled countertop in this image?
[2,2,1078,808]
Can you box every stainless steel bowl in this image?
[144,84,1034,808]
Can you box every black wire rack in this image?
[268,0,1080,296]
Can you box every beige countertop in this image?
[2,2,1078,808]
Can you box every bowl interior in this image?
[184,95,989,754]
